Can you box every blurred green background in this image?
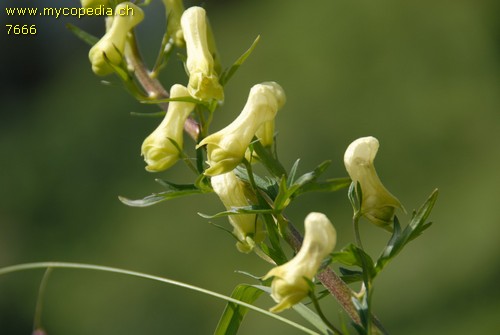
[1,0,500,334]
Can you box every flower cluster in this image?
[79,0,424,322]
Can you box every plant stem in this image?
[33,267,52,332]
[309,291,344,335]
[353,212,364,249]
[125,32,200,142]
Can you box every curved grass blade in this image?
[0,262,319,335]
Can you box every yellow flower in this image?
[197,82,286,176]
[180,6,224,102]
[264,212,337,312]
[344,136,403,230]
[141,84,195,172]
[162,0,185,47]
[81,0,109,9]
[88,2,144,76]
[211,171,265,253]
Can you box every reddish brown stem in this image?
[125,33,200,141]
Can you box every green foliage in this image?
[66,23,99,46]
[214,284,264,335]
[220,35,261,86]
[375,189,439,273]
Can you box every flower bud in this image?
[81,0,109,9]
[264,212,336,312]
[162,0,185,47]
[181,6,224,101]
[88,2,144,76]
[344,136,402,230]
[141,84,195,172]
[197,82,286,176]
[211,171,265,253]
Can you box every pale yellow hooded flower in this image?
[180,6,223,101]
[81,0,109,9]
[197,82,286,176]
[162,0,185,47]
[211,171,265,253]
[141,84,195,172]
[264,212,337,312]
[88,2,144,76]
[344,136,403,230]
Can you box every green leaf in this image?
[118,187,206,207]
[252,140,287,179]
[234,166,278,199]
[348,182,362,214]
[375,189,439,273]
[262,213,288,265]
[295,177,351,196]
[273,176,290,211]
[339,267,363,284]
[331,244,375,281]
[214,284,264,335]
[198,206,273,219]
[288,159,301,187]
[155,180,200,192]
[140,95,207,106]
[253,285,332,335]
[66,23,99,46]
[130,111,166,118]
[220,35,260,86]
[0,262,319,335]
[274,161,334,212]
[293,161,331,188]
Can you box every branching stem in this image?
[125,32,200,142]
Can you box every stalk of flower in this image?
[264,212,337,313]
[180,6,224,102]
[88,2,144,76]
[344,136,403,230]
[211,171,266,253]
[141,84,196,172]
[162,0,185,48]
[197,81,286,176]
